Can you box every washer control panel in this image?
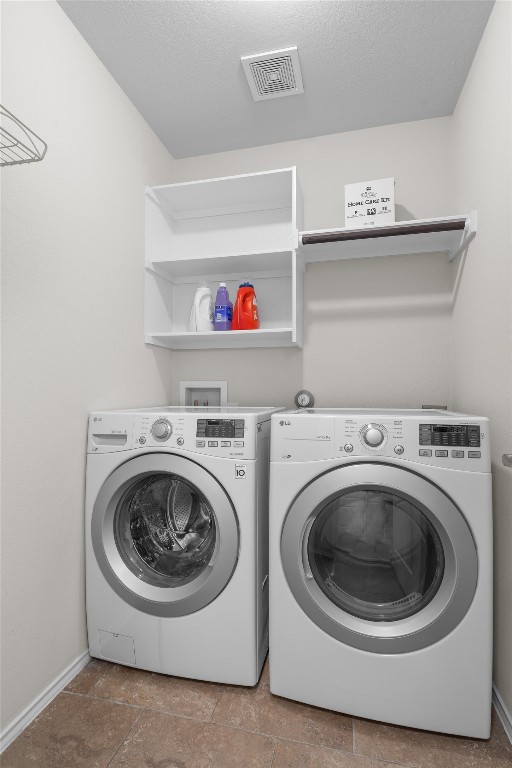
[133,414,254,459]
[87,411,266,459]
[196,419,245,439]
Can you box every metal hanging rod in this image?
[0,104,47,167]
[301,218,467,245]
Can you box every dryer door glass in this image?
[281,463,478,653]
[307,489,445,621]
[114,473,216,588]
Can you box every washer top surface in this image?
[100,405,282,416]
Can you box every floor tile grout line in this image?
[194,718,358,757]
[267,737,277,768]
[63,689,218,723]
[65,663,113,698]
[207,691,223,723]
[268,733,421,768]
[356,753,419,768]
[105,709,145,768]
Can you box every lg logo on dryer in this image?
[279,420,291,426]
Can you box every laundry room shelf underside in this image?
[146,328,294,350]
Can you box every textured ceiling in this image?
[59,0,493,159]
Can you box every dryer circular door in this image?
[92,453,239,617]
[281,462,478,653]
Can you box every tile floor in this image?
[2,658,511,768]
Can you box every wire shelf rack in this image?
[0,105,47,166]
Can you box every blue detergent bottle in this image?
[213,283,233,331]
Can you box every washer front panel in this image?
[92,453,239,617]
[280,462,478,654]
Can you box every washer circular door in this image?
[281,462,478,653]
[92,453,239,617]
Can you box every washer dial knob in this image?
[361,423,386,448]
[151,418,172,441]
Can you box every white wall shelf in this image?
[147,328,295,351]
[145,167,476,351]
[298,212,477,263]
[145,167,304,350]
[148,249,293,281]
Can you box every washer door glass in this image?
[92,453,239,617]
[115,473,216,588]
[307,489,445,622]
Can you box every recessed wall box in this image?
[179,380,228,408]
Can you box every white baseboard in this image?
[493,684,512,744]
[0,650,90,754]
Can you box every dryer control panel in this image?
[270,410,490,471]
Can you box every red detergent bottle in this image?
[232,282,260,330]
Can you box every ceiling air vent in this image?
[241,46,304,101]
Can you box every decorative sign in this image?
[345,177,395,229]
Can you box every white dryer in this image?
[269,409,492,737]
[86,406,282,686]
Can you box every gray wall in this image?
[450,1,512,714]
[173,117,453,409]
[1,2,175,733]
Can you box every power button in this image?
[394,445,404,455]
[176,437,184,446]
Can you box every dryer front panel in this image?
[281,463,478,654]
[92,453,239,617]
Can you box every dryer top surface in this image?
[278,408,488,422]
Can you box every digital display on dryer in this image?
[419,424,480,447]
[433,425,466,433]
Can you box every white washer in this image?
[86,406,282,686]
[269,409,492,737]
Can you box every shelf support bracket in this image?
[448,210,477,262]
[145,188,178,222]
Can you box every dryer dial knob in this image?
[151,419,172,441]
[361,424,385,447]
